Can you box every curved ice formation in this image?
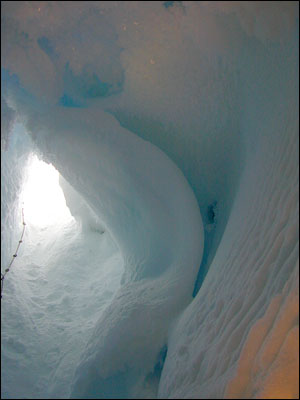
[23,106,204,398]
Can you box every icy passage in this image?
[1,2,299,399]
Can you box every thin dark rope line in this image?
[1,208,26,299]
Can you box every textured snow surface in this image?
[158,68,299,398]
[1,1,299,399]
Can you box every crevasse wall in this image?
[158,33,299,398]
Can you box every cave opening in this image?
[21,154,74,228]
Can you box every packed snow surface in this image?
[1,1,299,399]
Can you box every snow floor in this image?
[1,169,123,398]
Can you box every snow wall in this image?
[1,2,299,399]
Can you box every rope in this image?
[1,207,26,299]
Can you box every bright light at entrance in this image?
[22,155,74,227]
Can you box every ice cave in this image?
[1,2,299,399]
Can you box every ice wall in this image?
[158,34,299,398]
[1,1,299,399]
